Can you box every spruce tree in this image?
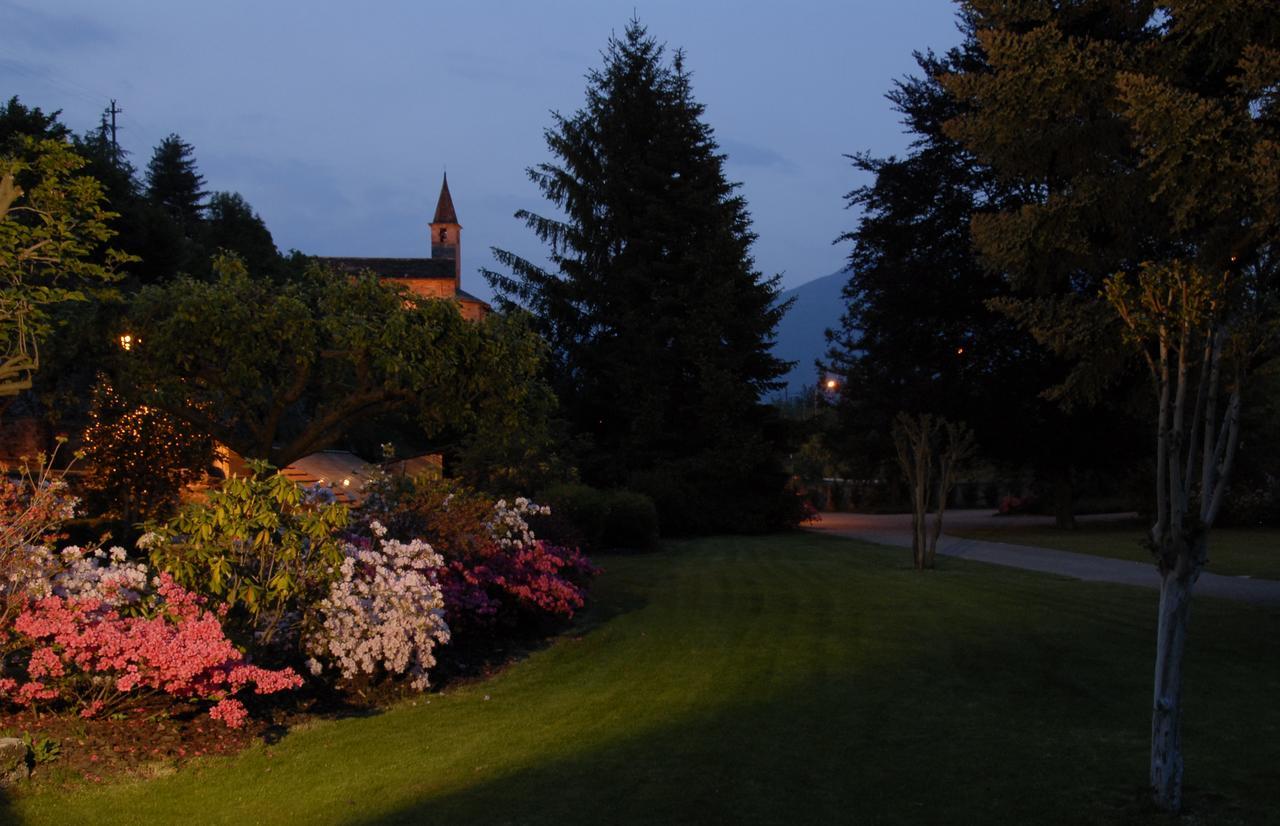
[484,20,794,533]
[145,133,206,228]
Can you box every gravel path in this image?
[806,510,1280,607]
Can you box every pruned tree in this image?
[892,412,976,570]
[1104,256,1274,811]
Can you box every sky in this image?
[1,0,964,303]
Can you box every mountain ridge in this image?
[771,268,850,397]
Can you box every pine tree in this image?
[484,19,795,533]
[145,133,206,228]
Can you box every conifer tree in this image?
[145,133,206,228]
[484,19,794,533]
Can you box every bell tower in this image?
[429,173,461,287]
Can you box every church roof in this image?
[318,256,456,280]
[432,173,458,225]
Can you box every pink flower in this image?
[208,698,248,728]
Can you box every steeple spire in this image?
[433,172,458,225]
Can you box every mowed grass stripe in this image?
[7,532,1279,825]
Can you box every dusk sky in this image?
[2,0,963,302]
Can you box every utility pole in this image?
[106,99,122,164]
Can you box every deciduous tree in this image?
[1,137,125,396]
[121,255,551,470]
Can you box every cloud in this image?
[0,2,116,52]
[720,137,795,172]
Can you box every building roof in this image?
[432,173,458,225]
[319,256,456,280]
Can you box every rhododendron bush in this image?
[145,462,349,647]
[0,548,301,727]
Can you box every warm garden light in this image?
[118,334,134,351]
[824,378,838,390]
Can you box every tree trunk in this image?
[1150,560,1197,813]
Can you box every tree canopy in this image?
[121,255,550,468]
[0,136,126,396]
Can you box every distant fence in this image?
[800,478,1017,513]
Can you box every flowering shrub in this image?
[358,472,493,559]
[0,551,301,727]
[360,476,597,636]
[1,454,78,636]
[49,546,149,606]
[305,524,450,690]
[438,497,597,634]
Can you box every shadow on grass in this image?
[329,671,1185,826]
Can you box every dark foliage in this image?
[483,20,797,533]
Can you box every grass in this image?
[5,533,1280,825]
[950,520,1280,581]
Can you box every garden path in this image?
[807,510,1280,606]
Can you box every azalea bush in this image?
[305,524,450,690]
[359,474,597,636]
[1,451,78,635]
[0,547,301,728]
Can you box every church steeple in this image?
[429,173,461,285]
[433,173,458,224]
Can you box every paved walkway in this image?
[806,510,1280,607]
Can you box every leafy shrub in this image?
[145,462,349,648]
[305,526,450,690]
[538,483,610,548]
[359,471,493,559]
[540,483,659,550]
[0,550,301,728]
[601,490,659,550]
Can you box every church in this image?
[318,174,490,320]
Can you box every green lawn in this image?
[950,520,1280,581]
[5,533,1280,825]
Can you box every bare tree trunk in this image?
[1150,551,1199,813]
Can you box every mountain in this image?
[770,268,849,398]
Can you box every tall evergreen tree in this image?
[484,20,794,533]
[827,36,1145,523]
[145,133,206,228]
